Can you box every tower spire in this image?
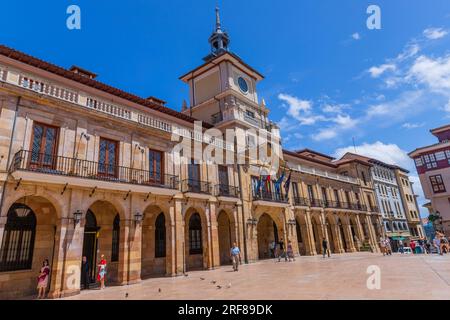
[215,6,221,31]
[203,6,230,61]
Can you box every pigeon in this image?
[125,293,129,298]
[200,277,205,280]
[211,280,216,284]
[184,273,189,277]
[226,283,231,288]
[158,288,162,293]
[216,285,222,289]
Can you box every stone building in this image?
[409,124,450,236]
[0,9,380,299]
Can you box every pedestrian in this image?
[379,237,386,256]
[230,242,241,271]
[425,239,431,254]
[269,240,276,258]
[322,237,330,258]
[398,239,404,254]
[37,259,50,299]
[278,238,287,262]
[97,254,107,289]
[81,256,90,290]
[433,236,441,255]
[286,240,295,262]
[410,240,416,254]
[385,238,392,255]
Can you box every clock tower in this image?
[179,7,280,142]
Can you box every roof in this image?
[430,123,450,135]
[295,148,335,161]
[334,152,373,166]
[0,44,213,128]
[336,152,409,172]
[283,149,338,168]
[179,51,264,82]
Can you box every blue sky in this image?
[2,0,450,214]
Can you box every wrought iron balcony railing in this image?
[293,197,309,206]
[215,184,240,198]
[11,150,179,189]
[309,198,324,208]
[181,179,211,194]
[252,190,289,203]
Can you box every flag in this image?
[274,171,285,193]
[284,170,292,197]
[255,176,262,195]
[264,175,271,192]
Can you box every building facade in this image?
[409,124,450,236]
[0,9,380,299]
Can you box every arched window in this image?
[155,213,166,258]
[111,214,120,262]
[0,204,36,271]
[189,213,202,254]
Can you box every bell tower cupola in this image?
[204,7,230,62]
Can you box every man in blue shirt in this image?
[230,243,241,271]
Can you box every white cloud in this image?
[407,55,450,93]
[368,64,396,78]
[423,27,448,40]
[311,128,337,141]
[322,103,349,113]
[402,122,424,129]
[332,114,358,129]
[444,100,450,113]
[366,90,425,120]
[278,93,312,119]
[334,141,412,170]
[352,32,361,40]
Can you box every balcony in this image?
[309,198,324,208]
[181,179,211,194]
[10,150,179,190]
[215,184,240,198]
[252,190,289,204]
[370,206,380,213]
[293,197,309,207]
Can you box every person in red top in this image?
[97,254,107,289]
[37,259,50,299]
[410,240,416,254]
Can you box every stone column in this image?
[127,219,142,284]
[48,217,84,298]
[117,219,131,285]
[343,219,357,252]
[365,214,379,252]
[331,223,345,253]
[207,201,220,269]
[304,210,317,255]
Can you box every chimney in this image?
[69,65,97,79]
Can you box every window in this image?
[436,151,446,161]
[334,189,340,204]
[424,154,437,169]
[149,149,163,184]
[307,185,315,201]
[189,213,202,254]
[111,214,120,262]
[292,183,300,199]
[361,171,367,185]
[98,138,118,177]
[245,110,255,118]
[430,175,446,193]
[155,213,166,258]
[0,204,36,272]
[30,122,59,169]
[321,187,328,202]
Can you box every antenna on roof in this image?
[352,137,357,153]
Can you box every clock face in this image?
[238,76,249,94]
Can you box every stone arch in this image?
[256,212,283,260]
[81,199,123,286]
[310,213,323,254]
[336,216,348,252]
[80,195,127,221]
[184,207,209,271]
[0,195,59,298]
[294,212,307,255]
[141,204,170,279]
[217,209,235,265]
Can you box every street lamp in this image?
[134,211,144,225]
[72,210,83,227]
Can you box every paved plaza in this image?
[62,252,450,300]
